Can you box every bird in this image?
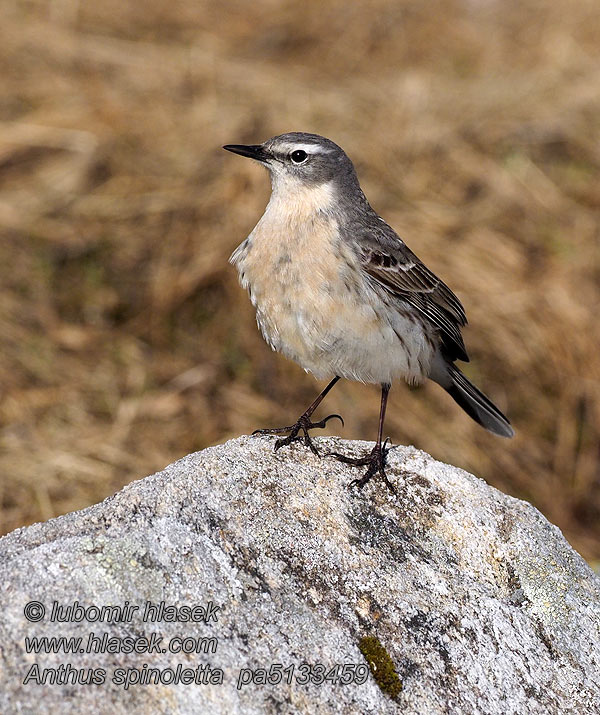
[223,132,513,491]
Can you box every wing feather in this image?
[357,225,469,362]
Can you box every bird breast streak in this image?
[233,214,431,384]
[234,212,342,363]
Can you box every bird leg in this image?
[252,376,343,456]
[328,383,396,492]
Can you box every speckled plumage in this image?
[225,132,513,457]
[230,175,435,385]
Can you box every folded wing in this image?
[357,222,469,362]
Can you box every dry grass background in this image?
[1,0,599,560]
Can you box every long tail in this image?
[433,362,514,438]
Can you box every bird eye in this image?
[290,149,308,164]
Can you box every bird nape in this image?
[224,132,513,492]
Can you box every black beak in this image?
[223,144,270,163]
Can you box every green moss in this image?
[358,635,402,699]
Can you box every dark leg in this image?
[329,383,395,492]
[253,376,343,456]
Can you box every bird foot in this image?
[252,413,344,456]
[327,438,396,492]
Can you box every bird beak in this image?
[223,144,270,163]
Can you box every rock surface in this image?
[1,435,599,714]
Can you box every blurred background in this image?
[1,0,599,561]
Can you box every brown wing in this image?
[360,239,469,362]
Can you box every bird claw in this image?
[253,412,344,457]
[324,450,369,465]
[253,426,292,436]
[329,439,396,493]
[312,413,344,429]
[275,433,320,456]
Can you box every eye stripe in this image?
[278,143,332,155]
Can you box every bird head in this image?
[223,132,358,195]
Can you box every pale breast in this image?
[233,198,343,359]
[230,184,435,385]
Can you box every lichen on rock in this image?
[0,435,599,714]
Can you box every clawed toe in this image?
[312,413,344,429]
[274,431,320,456]
[329,438,396,493]
[252,426,292,436]
[253,411,344,457]
[324,451,370,466]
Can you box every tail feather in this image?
[441,364,514,438]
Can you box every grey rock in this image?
[0,435,599,714]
